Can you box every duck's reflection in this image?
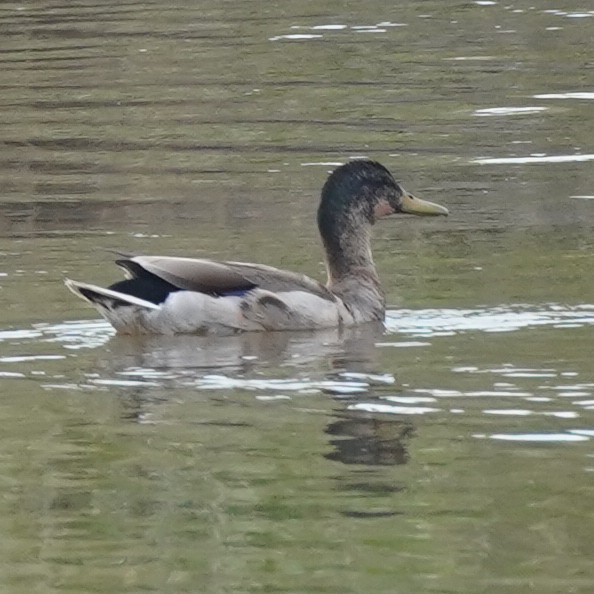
[102,322,385,372]
[90,322,416,471]
[325,414,414,466]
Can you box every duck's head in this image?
[318,160,448,232]
[317,160,448,280]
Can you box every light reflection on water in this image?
[385,304,594,335]
[2,303,588,450]
[472,154,594,164]
[535,92,594,99]
[2,305,593,414]
[473,107,548,116]
[269,21,407,41]
[0,302,591,353]
[2,0,594,591]
[476,432,589,442]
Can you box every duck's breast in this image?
[239,289,353,330]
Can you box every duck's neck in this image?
[321,220,385,322]
[318,202,382,285]
[317,189,386,322]
[322,219,377,285]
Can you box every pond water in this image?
[1,1,593,592]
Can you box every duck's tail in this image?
[64,279,160,311]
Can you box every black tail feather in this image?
[108,277,180,305]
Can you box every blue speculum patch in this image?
[216,288,253,298]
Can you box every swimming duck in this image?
[65,160,448,334]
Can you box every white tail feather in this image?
[64,279,160,310]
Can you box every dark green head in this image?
[317,160,448,243]
[318,160,398,231]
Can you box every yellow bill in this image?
[400,192,449,216]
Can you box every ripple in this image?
[476,433,589,442]
[311,25,347,31]
[0,371,26,378]
[452,366,560,379]
[534,92,594,100]
[570,429,594,437]
[552,385,594,390]
[31,319,114,349]
[268,34,323,42]
[482,409,579,419]
[472,154,594,164]
[99,370,388,396]
[544,10,594,18]
[376,341,431,348]
[2,304,594,360]
[0,354,65,363]
[338,372,395,385]
[385,304,594,337]
[269,21,406,43]
[0,328,43,341]
[473,107,547,116]
[483,409,532,416]
[352,27,387,34]
[6,308,590,436]
[192,375,369,395]
[348,403,440,415]
[90,378,162,388]
[445,56,497,61]
[385,396,436,404]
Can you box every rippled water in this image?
[1,1,593,593]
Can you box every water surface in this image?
[1,1,593,593]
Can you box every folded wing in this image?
[117,255,334,301]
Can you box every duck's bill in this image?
[401,193,449,216]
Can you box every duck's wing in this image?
[117,256,334,301]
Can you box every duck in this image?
[65,160,448,335]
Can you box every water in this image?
[1,1,593,592]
